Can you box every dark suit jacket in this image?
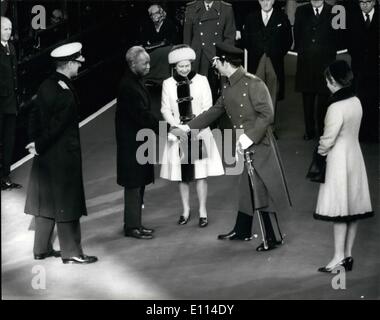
[115,66,165,188]
[294,3,338,93]
[242,8,292,100]
[0,42,18,114]
[25,72,87,222]
[347,6,379,81]
[140,18,178,47]
[183,1,236,74]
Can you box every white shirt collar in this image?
[261,8,274,22]
[1,40,8,47]
[362,8,375,21]
[312,4,324,15]
[204,1,213,10]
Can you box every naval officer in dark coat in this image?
[179,43,292,251]
[25,43,97,264]
[116,46,186,239]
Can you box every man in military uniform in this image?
[25,43,97,264]
[179,43,292,251]
[0,16,22,190]
[183,0,236,101]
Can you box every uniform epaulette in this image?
[58,80,69,90]
[186,1,196,6]
[244,72,256,79]
[221,1,232,6]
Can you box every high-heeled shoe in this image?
[199,217,208,227]
[318,259,345,273]
[342,257,354,271]
[178,214,190,225]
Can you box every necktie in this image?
[315,8,320,18]
[4,43,10,55]
[264,12,269,26]
[365,13,371,28]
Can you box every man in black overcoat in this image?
[0,16,22,190]
[242,0,292,132]
[294,0,338,139]
[347,0,379,142]
[116,46,185,239]
[25,43,97,264]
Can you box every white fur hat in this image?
[168,46,196,64]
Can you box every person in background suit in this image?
[116,46,186,239]
[0,16,22,190]
[183,0,236,102]
[347,0,379,142]
[140,4,178,48]
[25,42,97,264]
[242,0,292,135]
[294,0,338,140]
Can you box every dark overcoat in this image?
[188,67,292,215]
[116,66,164,188]
[24,72,87,222]
[293,3,337,93]
[183,1,236,74]
[242,8,292,100]
[140,18,178,47]
[0,42,18,114]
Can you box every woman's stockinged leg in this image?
[179,182,190,218]
[196,179,207,218]
[326,222,347,268]
[345,221,358,258]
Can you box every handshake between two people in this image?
[168,124,190,142]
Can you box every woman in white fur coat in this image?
[160,45,224,227]
[314,60,373,273]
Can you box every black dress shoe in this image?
[62,254,98,264]
[217,230,252,241]
[255,240,282,252]
[199,217,208,228]
[34,250,61,260]
[125,228,153,239]
[140,226,154,234]
[178,214,190,225]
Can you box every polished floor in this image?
[1,74,379,300]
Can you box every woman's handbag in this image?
[306,147,327,183]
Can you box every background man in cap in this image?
[179,43,292,251]
[116,46,186,240]
[0,16,22,190]
[24,42,98,264]
[183,0,236,102]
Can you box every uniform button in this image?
[215,32,218,35]
[202,43,205,46]
[222,96,225,99]
[240,125,244,128]
[312,39,315,43]
[217,22,220,25]
[213,43,216,46]
[199,22,202,25]
[243,93,246,96]
[239,115,242,118]
[233,125,237,129]
[224,85,227,89]
[229,115,232,118]
[240,104,243,107]
[245,83,248,86]
[200,32,203,36]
